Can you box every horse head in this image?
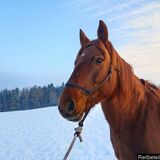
[58,20,116,122]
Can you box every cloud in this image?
[116,2,160,84]
[67,0,160,84]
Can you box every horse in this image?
[58,20,160,160]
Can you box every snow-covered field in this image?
[0,104,116,160]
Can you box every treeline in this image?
[0,83,64,112]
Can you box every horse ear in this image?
[97,20,108,44]
[80,29,90,47]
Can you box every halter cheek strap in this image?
[65,64,112,95]
[62,43,114,160]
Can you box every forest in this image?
[0,83,64,112]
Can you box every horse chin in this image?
[66,107,85,122]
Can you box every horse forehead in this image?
[81,52,86,57]
[76,52,90,65]
[81,46,99,57]
[80,51,91,58]
[75,45,101,65]
[75,51,92,66]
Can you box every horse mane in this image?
[111,44,135,103]
[108,41,160,102]
[96,40,134,103]
[140,79,158,90]
[106,41,160,102]
[140,79,160,97]
[146,81,160,91]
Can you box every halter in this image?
[65,63,112,95]
[63,43,113,160]
[63,56,113,160]
[65,41,113,95]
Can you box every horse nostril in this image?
[66,100,75,114]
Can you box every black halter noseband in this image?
[65,64,112,95]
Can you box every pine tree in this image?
[19,88,29,110]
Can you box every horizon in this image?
[0,0,160,90]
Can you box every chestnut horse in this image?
[58,20,160,160]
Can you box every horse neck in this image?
[101,46,146,129]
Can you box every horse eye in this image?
[96,58,103,64]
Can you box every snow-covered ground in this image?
[0,104,116,160]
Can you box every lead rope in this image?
[63,98,92,160]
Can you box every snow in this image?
[0,104,116,160]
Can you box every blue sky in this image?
[0,0,160,89]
